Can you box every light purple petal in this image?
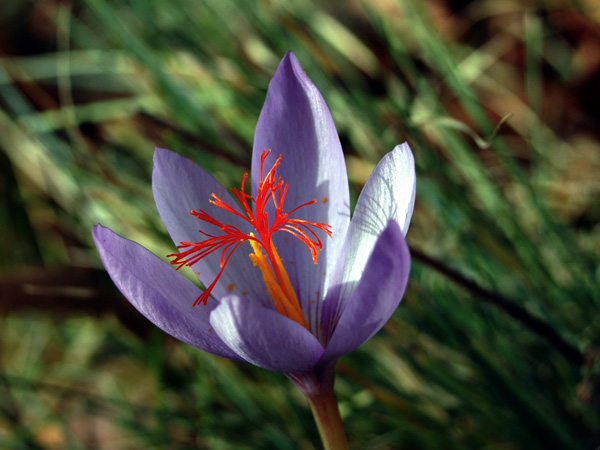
[343,143,415,287]
[252,52,350,330]
[320,221,410,362]
[152,147,270,305]
[319,143,415,338]
[93,225,241,360]
[210,295,325,373]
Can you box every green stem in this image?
[306,386,349,450]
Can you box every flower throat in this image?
[169,150,332,329]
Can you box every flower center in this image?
[168,150,332,329]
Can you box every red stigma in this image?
[168,150,333,306]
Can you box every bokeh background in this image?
[1,0,599,448]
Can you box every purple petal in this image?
[343,143,415,288]
[320,221,410,362]
[152,147,270,305]
[252,52,350,328]
[93,225,242,360]
[319,143,415,338]
[210,295,325,373]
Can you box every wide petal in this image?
[210,295,325,373]
[93,225,241,360]
[152,147,270,305]
[320,221,410,362]
[252,52,350,328]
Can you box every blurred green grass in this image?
[1,0,599,448]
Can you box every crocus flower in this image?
[93,52,415,448]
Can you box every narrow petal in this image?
[319,143,415,338]
[93,225,241,360]
[343,142,415,286]
[152,147,270,305]
[252,52,350,328]
[210,295,325,373]
[320,221,410,362]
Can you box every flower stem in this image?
[306,387,349,450]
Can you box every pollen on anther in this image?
[322,196,328,203]
[228,283,235,291]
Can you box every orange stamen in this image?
[168,150,332,327]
